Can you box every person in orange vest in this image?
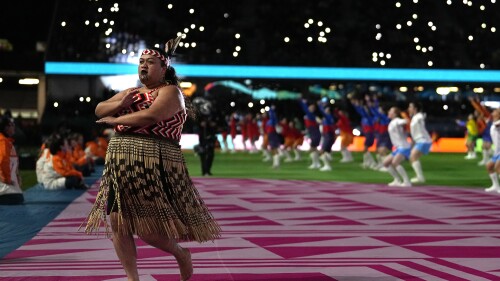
[69,132,94,176]
[85,131,108,165]
[0,116,24,204]
[42,136,88,190]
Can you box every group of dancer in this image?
[217,95,435,188]
[461,97,500,193]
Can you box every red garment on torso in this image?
[114,86,187,141]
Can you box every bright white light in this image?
[416,45,421,50]
[372,57,378,62]
[167,4,173,9]
[304,23,310,28]
[308,19,314,24]
[379,52,384,57]
[353,128,361,136]
[375,33,382,40]
[184,28,189,33]
[191,42,197,47]
[413,0,418,3]
[372,52,378,57]
[474,87,484,93]
[407,21,413,26]
[224,13,229,18]
[103,18,108,23]
[121,49,126,54]
[79,97,84,102]
[233,52,238,57]
[412,14,418,19]
[19,78,39,85]
[85,20,90,25]
[54,102,59,108]
[61,21,66,27]
[414,37,419,43]
[468,1,472,6]
[386,54,392,59]
[307,37,313,42]
[376,24,381,29]
[230,102,235,107]
[480,5,485,10]
[319,31,325,36]
[98,7,102,12]
[492,27,497,32]
[468,35,474,41]
[447,0,452,4]
[396,24,402,29]
[95,22,100,27]
[380,60,386,66]
[428,61,433,66]
[400,87,408,92]
[265,106,270,112]
[422,47,427,52]
[484,101,500,108]
[110,21,114,25]
[325,27,331,33]
[318,21,323,26]
[180,82,192,88]
[86,97,91,102]
[480,63,485,68]
[436,87,450,95]
[179,42,184,47]
[216,49,221,54]
[190,24,196,29]
[181,34,187,39]
[396,2,401,7]
[443,105,449,110]
[284,37,290,42]
[428,46,433,51]
[248,102,254,108]
[0,78,2,83]
[199,26,204,31]
[189,8,194,14]
[235,33,240,39]
[482,23,487,28]
[260,99,265,105]
[235,46,241,51]
[185,43,190,48]
[431,26,437,31]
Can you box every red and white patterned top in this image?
[114,86,187,141]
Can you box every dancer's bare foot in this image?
[177,248,192,281]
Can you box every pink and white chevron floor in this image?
[2,178,500,280]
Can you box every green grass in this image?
[19,170,38,191]
[183,151,490,189]
[19,151,489,191]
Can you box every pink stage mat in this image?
[2,178,500,280]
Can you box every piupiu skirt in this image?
[82,133,221,242]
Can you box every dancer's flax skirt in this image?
[83,133,221,242]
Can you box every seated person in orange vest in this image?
[0,116,24,204]
[68,133,94,176]
[85,132,108,165]
[35,139,50,187]
[41,136,88,190]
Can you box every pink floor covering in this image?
[2,178,500,280]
